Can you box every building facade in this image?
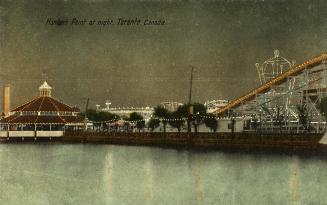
[100,101,154,120]
[159,102,183,112]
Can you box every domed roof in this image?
[12,96,75,112]
[10,81,76,112]
[1,81,84,125]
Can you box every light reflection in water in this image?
[0,144,326,205]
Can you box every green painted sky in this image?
[1,0,326,109]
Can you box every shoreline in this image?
[1,132,327,155]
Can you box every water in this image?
[0,144,327,205]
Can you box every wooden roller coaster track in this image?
[214,53,327,116]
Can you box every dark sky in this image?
[1,0,326,109]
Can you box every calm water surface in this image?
[0,144,327,205]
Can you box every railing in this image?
[0,131,64,138]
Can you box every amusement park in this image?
[0,50,327,140]
[214,50,327,134]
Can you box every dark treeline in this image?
[79,103,218,133]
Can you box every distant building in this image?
[0,81,84,138]
[101,101,153,120]
[204,100,229,113]
[159,102,183,112]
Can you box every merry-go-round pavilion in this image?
[0,81,84,139]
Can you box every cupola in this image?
[39,81,52,97]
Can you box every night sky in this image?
[1,0,326,110]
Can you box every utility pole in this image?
[187,66,194,133]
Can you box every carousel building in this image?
[0,81,84,139]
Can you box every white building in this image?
[100,101,154,120]
[205,100,229,113]
[159,102,183,112]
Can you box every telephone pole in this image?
[187,66,194,133]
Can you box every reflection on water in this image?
[0,144,327,205]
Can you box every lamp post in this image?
[83,98,90,132]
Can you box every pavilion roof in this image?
[12,96,76,112]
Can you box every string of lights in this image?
[87,114,219,124]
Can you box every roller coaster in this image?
[213,51,327,133]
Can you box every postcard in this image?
[0,0,327,204]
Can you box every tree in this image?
[148,118,160,132]
[173,103,207,133]
[171,104,190,132]
[168,109,185,132]
[153,106,170,133]
[297,104,309,132]
[80,109,119,131]
[97,111,119,131]
[319,97,327,120]
[129,112,145,132]
[97,111,119,122]
[81,109,97,121]
[81,109,118,122]
[190,103,207,133]
[204,114,218,132]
